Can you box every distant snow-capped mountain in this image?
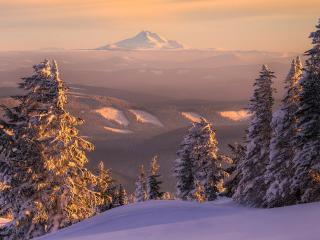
[97,31,186,50]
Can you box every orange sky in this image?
[0,0,319,51]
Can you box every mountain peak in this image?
[97,31,186,50]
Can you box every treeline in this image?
[173,19,320,208]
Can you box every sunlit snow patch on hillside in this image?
[129,110,164,127]
[219,110,250,121]
[104,127,133,134]
[95,107,129,126]
[0,218,10,227]
[181,112,203,123]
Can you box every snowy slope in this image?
[38,198,320,240]
[97,31,185,50]
[181,112,203,123]
[0,218,10,228]
[219,110,250,121]
[95,107,129,126]
[129,109,164,127]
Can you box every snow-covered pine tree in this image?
[0,60,100,239]
[290,19,320,203]
[174,130,195,200]
[134,165,147,202]
[117,184,129,206]
[190,119,226,201]
[0,60,57,239]
[233,65,275,207]
[0,125,15,220]
[147,156,163,200]
[174,119,226,201]
[191,181,206,203]
[224,143,246,197]
[264,57,303,207]
[95,161,114,212]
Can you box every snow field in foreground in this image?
[38,198,320,240]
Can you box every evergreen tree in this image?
[147,156,163,200]
[234,65,275,207]
[264,58,303,207]
[95,161,114,212]
[0,60,100,239]
[224,143,246,197]
[174,119,226,201]
[117,184,128,206]
[0,126,15,220]
[134,165,147,202]
[290,19,320,203]
[191,181,206,203]
[174,130,195,200]
[190,119,226,201]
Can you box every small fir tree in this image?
[95,161,114,212]
[134,165,147,202]
[117,184,129,206]
[147,156,163,200]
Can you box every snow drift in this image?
[37,198,320,240]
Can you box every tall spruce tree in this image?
[233,65,275,207]
[134,165,147,202]
[264,58,303,207]
[147,156,163,200]
[174,119,226,201]
[0,60,100,239]
[290,19,320,203]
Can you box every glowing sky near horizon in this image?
[0,0,319,51]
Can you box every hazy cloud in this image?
[0,0,318,50]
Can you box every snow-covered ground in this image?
[219,110,250,121]
[103,126,133,134]
[0,218,10,228]
[38,198,319,240]
[129,110,164,127]
[95,107,129,126]
[181,112,203,123]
